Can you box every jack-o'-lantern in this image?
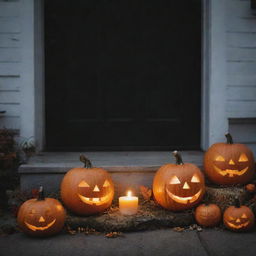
[61,155,114,215]
[17,186,66,237]
[195,203,222,227]
[153,151,205,211]
[204,133,255,185]
[223,197,255,232]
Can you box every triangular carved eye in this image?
[229,216,235,221]
[169,176,181,184]
[241,213,247,219]
[103,180,110,187]
[78,180,90,187]
[191,175,200,183]
[215,155,225,161]
[238,153,248,162]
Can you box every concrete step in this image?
[19,151,204,196]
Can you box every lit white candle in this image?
[119,191,138,215]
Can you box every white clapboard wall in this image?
[0,0,21,130]
[226,0,256,153]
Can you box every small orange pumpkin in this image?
[17,186,66,237]
[195,203,222,227]
[61,155,114,215]
[153,151,205,211]
[245,184,256,193]
[223,197,255,232]
[204,133,255,185]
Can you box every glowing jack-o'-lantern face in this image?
[226,214,250,229]
[24,209,57,231]
[61,155,114,215]
[166,174,203,205]
[223,201,255,232]
[153,151,205,211]
[204,133,255,185]
[213,153,249,178]
[77,179,113,206]
[17,186,66,237]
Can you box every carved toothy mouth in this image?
[166,189,202,204]
[213,166,248,177]
[78,193,111,206]
[25,219,56,231]
[226,221,249,229]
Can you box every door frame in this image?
[20,0,228,151]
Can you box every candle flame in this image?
[127,191,132,197]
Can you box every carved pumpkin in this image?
[223,198,255,232]
[195,203,222,227]
[17,186,66,237]
[153,151,205,211]
[61,155,114,215]
[204,133,255,185]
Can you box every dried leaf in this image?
[68,230,76,235]
[66,225,76,235]
[197,226,203,232]
[140,186,152,201]
[105,232,123,238]
[188,224,202,231]
[84,227,100,235]
[173,227,185,232]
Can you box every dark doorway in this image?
[45,0,201,151]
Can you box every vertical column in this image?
[20,0,44,151]
[34,0,45,151]
[20,0,35,140]
[201,0,228,150]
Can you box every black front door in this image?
[45,0,201,150]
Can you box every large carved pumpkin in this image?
[204,133,255,185]
[153,151,205,211]
[223,198,255,232]
[61,155,114,215]
[17,186,66,237]
[195,203,222,227]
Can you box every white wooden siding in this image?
[229,118,256,154]
[226,0,256,118]
[0,1,21,130]
[226,0,256,154]
[0,34,20,47]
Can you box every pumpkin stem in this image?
[80,155,93,168]
[234,197,240,208]
[38,186,45,201]
[225,133,234,144]
[173,150,184,165]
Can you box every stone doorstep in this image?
[19,151,204,194]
